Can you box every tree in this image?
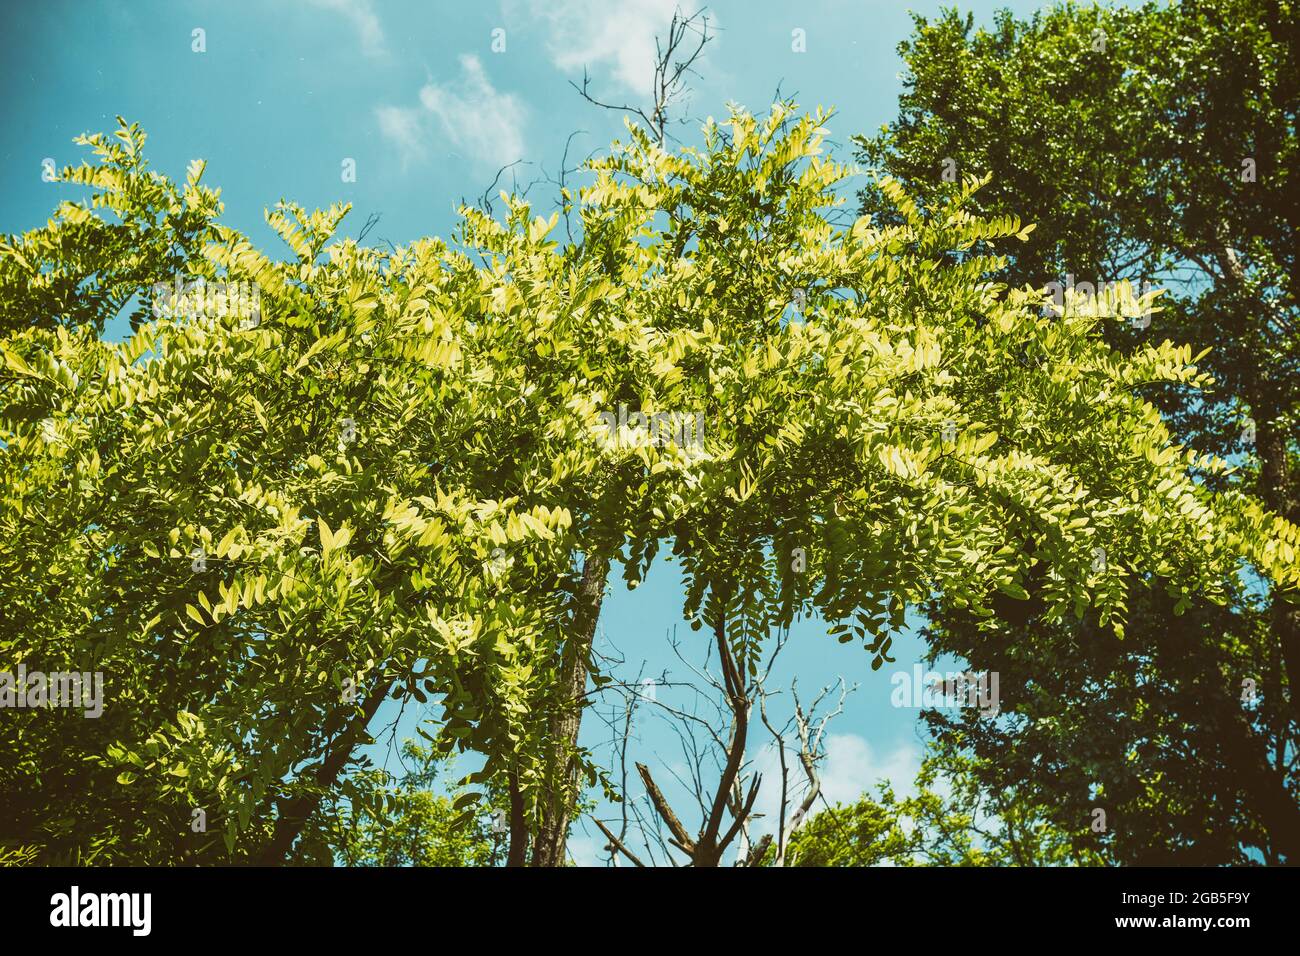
[779,749,1105,867]
[2,104,1295,866]
[560,104,1298,864]
[530,6,715,866]
[0,120,652,863]
[853,0,1300,862]
[0,127,221,338]
[290,742,503,867]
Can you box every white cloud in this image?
[748,733,921,849]
[513,0,709,97]
[376,56,528,171]
[302,0,386,58]
[420,56,527,168]
[818,733,920,805]
[566,832,606,867]
[375,105,425,165]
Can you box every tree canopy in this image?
[2,99,1297,864]
[854,0,1299,863]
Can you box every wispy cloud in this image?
[374,105,426,165]
[750,733,921,844]
[565,833,605,867]
[512,0,709,97]
[420,56,527,168]
[817,733,920,806]
[376,55,528,171]
[302,0,386,59]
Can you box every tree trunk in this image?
[1257,411,1300,728]
[506,766,530,867]
[1213,241,1300,728]
[257,677,393,864]
[530,553,609,866]
[1159,580,1300,862]
[1218,706,1300,862]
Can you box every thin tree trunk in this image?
[530,553,609,866]
[693,616,751,867]
[1257,411,1300,728]
[1213,243,1300,727]
[257,677,394,864]
[506,766,530,867]
[1218,706,1300,862]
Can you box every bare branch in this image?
[356,212,382,244]
[635,761,695,853]
[569,8,713,146]
[592,817,648,867]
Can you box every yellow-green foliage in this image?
[1,106,1294,862]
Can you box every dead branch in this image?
[569,8,713,146]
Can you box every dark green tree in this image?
[855,0,1299,862]
[779,750,1103,866]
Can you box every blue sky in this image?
[1,0,1064,864]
